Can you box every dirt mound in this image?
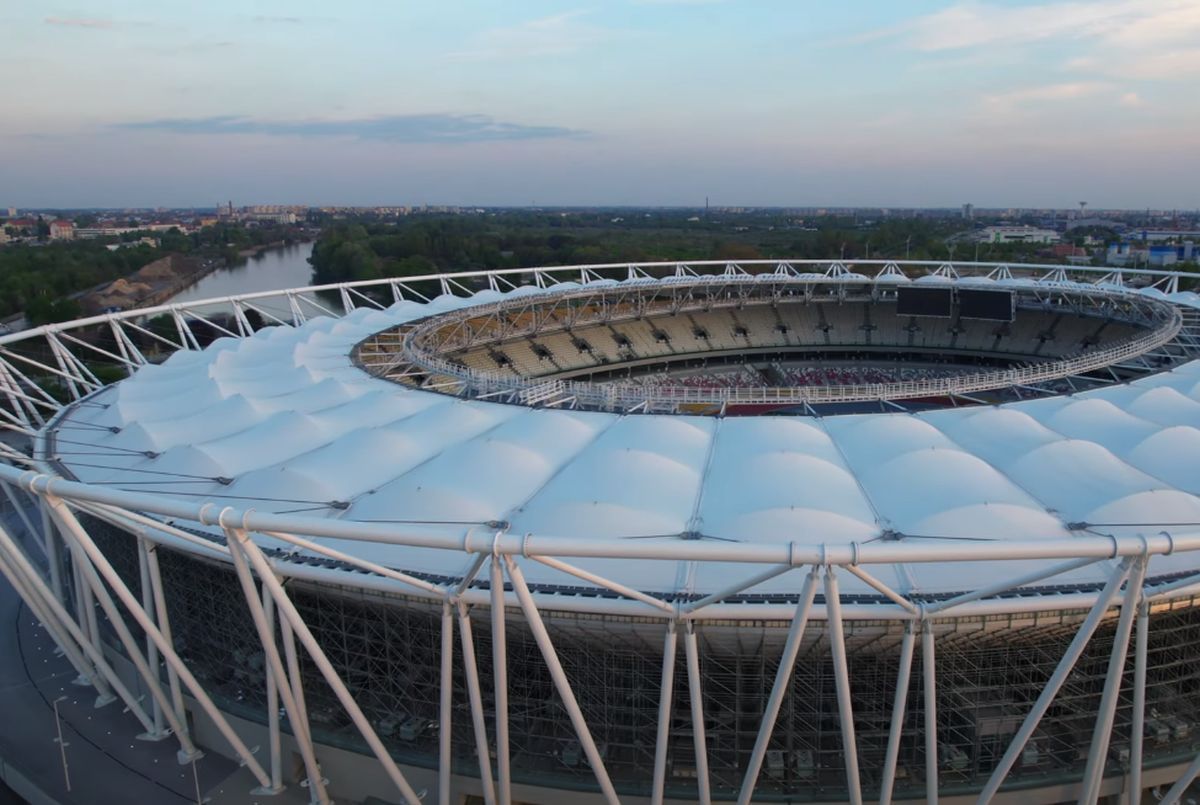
[134,256,179,281]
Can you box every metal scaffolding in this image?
[0,493,1198,803]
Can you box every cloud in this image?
[873,1,1192,51]
[115,114,585,143]
[44,17,112,29]
[862,1,1200,81]
[984,81,1115,112]
[252,16,303,24]
[1112,48,1200,79]
[447,11,621,61]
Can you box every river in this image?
[166,241,319,319]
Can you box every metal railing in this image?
[392,322,1177,409]
[365,278,1184,412]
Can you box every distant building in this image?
[962,203,974,220]
[980,226,1059,244]
[1133,229,1200,243]
[1148,242,1196,266]
[1048,243,1088,259]
[77,223,186,239]
[49,220,75,240]
[1105,241,1196,267]
[5,208,15,218]
[214,203,300,225]
[105,237,158,252]
[251,211,296,225]
[1065,217,1123,231]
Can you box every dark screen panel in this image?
[896,286,953,317]
[958,289,1015,321]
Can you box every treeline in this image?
[154,222,302,265]
[308,213,969,287]
[0,241,161,324]
[0,223,304,326]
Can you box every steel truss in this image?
[3,261,1200,802]
[0,258,1197,432]
[355,279,1185,414]
[3,469,1200,803]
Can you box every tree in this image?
[712,241,763,261]
[392,255,437,278]
[25,296,81,326]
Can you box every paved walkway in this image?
[0,572,248,804]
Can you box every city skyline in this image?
[3,0,1199,209]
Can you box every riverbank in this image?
[236,239,290,258]
[162,241,317,313]
[80,254,223,315]
[78,240,315,316]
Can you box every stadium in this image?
[4,259,1200,805]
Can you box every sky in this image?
[3,1,1199,209]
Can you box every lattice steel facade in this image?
[79,513,1200,802]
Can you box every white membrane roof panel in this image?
[44,278,1200,598]
[697,417,879,544]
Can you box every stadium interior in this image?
[362,279,1186,414]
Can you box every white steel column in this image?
[682,564,794,615]
[0,360,34,429]
[439,601,454,805]
[58,511,201,760]
[922,621,938,805]
[229,525,423,805]
[281,611,318,771]
[651,622,678,805]
[976,560,1131,803]
[1128,597,1149,805]
[137,538,167,738]
[143,540,185,722]
[683,621,712,805]
[263,587,283,795]
[923,557,1101,617]
[455,600,497,805]
[46,499,273,786]
[1159,751,1200,804]
[0,525,123,710]
[737,566,819,805]
[880,624,917,805]
[0,536,92,684]
[1,482,45,560]
[70,557,101,666]
[504,556,620,805]
[224,529,320,800]
[1080,558,1145,805]
[824,566,863,805]
[490,557,511,805]
[530,555,674,616]
[39,505,65,602]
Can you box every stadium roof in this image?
[47,277,1200,600]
